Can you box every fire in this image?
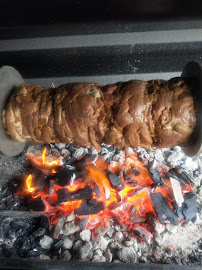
[26,174,36,193]
[19,146,193,239]
[52,82,55,88]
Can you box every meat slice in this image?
[2,78,196,151]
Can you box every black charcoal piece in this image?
[26,249,40,258]
[55,167,75,187]
[170,167,195,186]
[65,156,78,165]
[92,184,101,199]
[108,173,125,190]
[33,169,49,192]
[27,197,46,211]
[150,192,179,225]
[107,201,122,210]
[134,226,153,244]
[173,192,197,222]
[57,186,92,204]
[2,239,15,257]
[40,216,49,229]
[74,199,104,216]
[149,168,167,187]
[32,228,46,238]
[54,239,63,250]
[11,220,30,230]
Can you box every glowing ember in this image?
[52,82,55,88]
[19,147,194,239]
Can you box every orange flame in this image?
[26,174,36,193]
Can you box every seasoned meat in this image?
[2,78,196,151]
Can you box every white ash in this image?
[65,212,75,222]
[92,255,106,262]
[63,237,73,249]
[61,250,72,261]
[39,235,53,250]
[79,242,93,259]
[80,229,91,242]
[104,249,113,262]
[96,236,109,251]
[73,240,83,251]
[170,177,184,207]
[39,255,50,260]
[117,246,137,263]
[62,221,79,236]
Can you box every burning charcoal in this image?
[94,223,111,237]
[168,167,195,187]
[54,214,66,238]
[107,201,122,210]
[55,167,76,187]
[32,169,49,192]
[57,186,92,204]
[80,229,91,242]
[134,226,153,244]
[27,197,46,211]
[163,171,187,189]
[74,199,104,216]
[173,192,197,222]
[127,187,144,198]
[117,246,137,263]
[39,235,53,250]
[63,237,73,249]
[66,212,76,222]
[49,179,54,196]
[40,216,49,228]
[147,167,167,187]
[79,216,89,230]
[108,173,125,190]
[32,228,46,238]
[150,192,179,225]
[170,177,184,207]
[92,184,101,198]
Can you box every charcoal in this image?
[17,237,35,257]
[150,192,179,225]
[108,173,125,190]
[80,229,91,242]
[63,237,73,249]
[40,216,49,229]
[92,184,101,198]
[127,187,144,197]
[32,228,46,238]
[107,201,122,210]
[32,169,49,192]
[55,167,76,187]
[169,167,195,186]
[7,229,17,241]
[57,186,92,204]
[163,171,187,189]
[54,214,66,238]
[11,220,30,230]
[78,216,89,230]
[2,240,15,257]
[149,168,167,187]
[173,192,197,221]
[27,197,46,211]
[49,179,54,196]
[65,156,78,165]
[54,239,63,250]
[74,199,105,216]
[39,235,53,250]
[134,226,153,244]
[26,248,41,258]
[170,177,184,207]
